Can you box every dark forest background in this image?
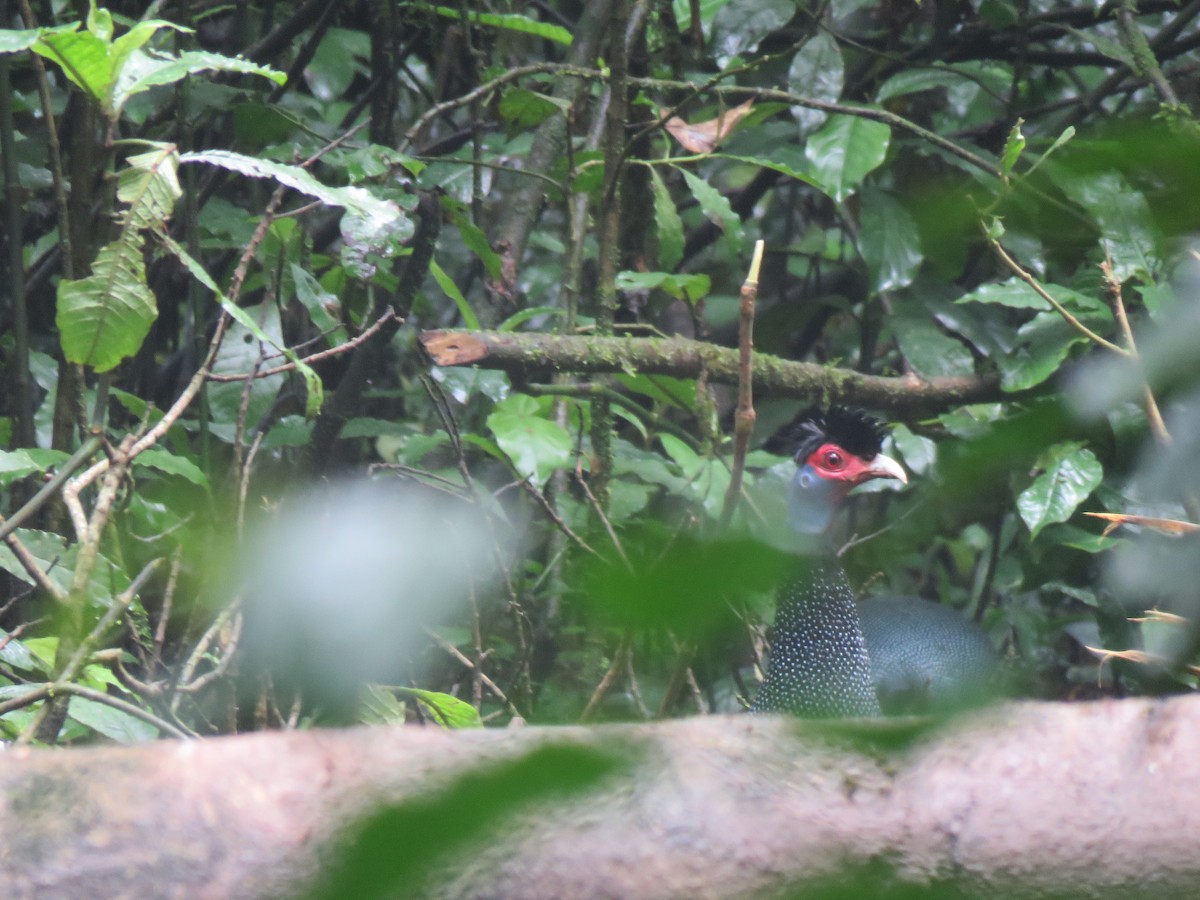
[2,0,1200,746]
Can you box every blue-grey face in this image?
[787,463,843,534]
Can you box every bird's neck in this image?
[754,548,881,718]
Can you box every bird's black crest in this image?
[766,406,887,462]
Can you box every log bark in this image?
[420,329,1005,414]
[2,697,1200,898]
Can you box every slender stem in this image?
[987,235,1129,355]
[719,240,764,530]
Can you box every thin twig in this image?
[2,532,67,603]
[719,240,764,530]
[1099,259,1171,444]
[987,234,1129,355]
[579,631,630,723]
[517,478,600,557]
[205,308,399,381]
[423,626,520,717]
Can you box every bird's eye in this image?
[823,449,844,469]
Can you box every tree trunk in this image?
[3,696,1199,898]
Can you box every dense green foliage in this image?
[2,0,1200,748]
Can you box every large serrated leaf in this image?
[113,48,285,114]
[805,114,891,202]
[57,238,156,372]
[57,145,180,371]
[1018,442,1103,539]
[32,16,185,113]
[118,146,183,229]
[180,150,407,237]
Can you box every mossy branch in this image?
[420,330,1004,415]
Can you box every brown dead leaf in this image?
[1084,511,1200,537]
[661,99,754,153]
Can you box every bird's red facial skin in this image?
[804,443,881,485]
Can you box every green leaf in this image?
[0,28,45,53]
[395,687,482,728]
[787,29,843,131]
[1001,118,1025,176]
[308,744,623,899]
[709,153,821,187]
[180,150,409,243]
[68,696,158,741]
[858,191,922,291]
[360,684,407,725]
[497,306,566,332]
[649,167,684,271]
[998,312,1092,392]
[615,270,711,302]
[290,263,348,344]
[441,197,501,281]
[113,48,284,114]
[57,233,155,372]
[712,0,793,65]
[680,168,743,257]
[161,235,324,417]
[876,67,979,103]
[134,448,209,488]
[1025,125,1074,176]
[431,260,481,330]
[1055,170,1161,281]
[890,299,974,377]
[32,16,187,114]
[487,395,573,486]
[1063,25,1134,67]
[957,278,1106,314]
[431,6,572,45]
[0,448,69,485]
[805,114,891,202]
[1039,524,1118,554]
[57,144,181,370]
[1017,442,1103,539]
[0,626,44,672]
[0,528,130,607]
[498,88,568,129]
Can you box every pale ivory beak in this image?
[864,453,908,485]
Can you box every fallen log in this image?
[2,696,1199,898]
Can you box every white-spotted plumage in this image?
[752,557,881,717]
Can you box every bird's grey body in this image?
[857,596,997,715]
